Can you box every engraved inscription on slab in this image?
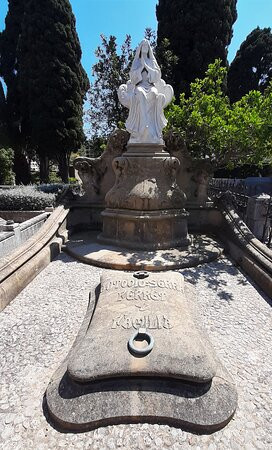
[101,278,183,293]
[111,314,173,330]
[117,290,166,302]
[67,271,217,384]
[101,277,183,310]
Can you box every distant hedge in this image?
[0,185,56,211]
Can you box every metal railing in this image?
[209,179,272,248]
[209,179,250,221]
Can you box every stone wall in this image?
[0,212,49,258]
[0,210,44,223]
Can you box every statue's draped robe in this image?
[124,57,166,142]
[118,41,173,144]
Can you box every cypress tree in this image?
[0,81,6,126]
[156,0,237,98]
[0,80,8,147]
[0,1,31,184]
[228,27,272,103]
[18,0,89,182]
[0,1,24,133]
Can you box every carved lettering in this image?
[111,316,123,328]
[101,278,182,293]
[117,290,166,302]
[163,315,173,329]
[122,317,132,329]
[132,317,143,328]
[110,314,173,330]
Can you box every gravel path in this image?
[0,252,271,449]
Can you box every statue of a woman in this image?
[118,39,173,145]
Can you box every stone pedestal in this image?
[246,194,271,241]
[98,144,190,250]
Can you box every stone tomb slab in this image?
[68,271,216,383]
[46,365,237,433]
[46,271,237,432]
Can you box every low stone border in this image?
[0,206,69,311]
[0,210,45,223]
[0,212,49,258]
[216,196,272,298]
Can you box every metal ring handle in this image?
[133,271,149,279]
[128,328,154,356]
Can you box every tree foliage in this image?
[18,0,89,182]
[0,1,32,184]
[86,34,133,137]
[86,29,156,137]
[155,38,179,88]
[83,137,107,158]
[166,60,272,169]
[0,0,24,142]
[0,147,15,185]
[156,0,237,98]
[228,27,272,103]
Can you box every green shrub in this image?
[68,177,78,184]
[48,171,62,183]
[0,148,15,185]
[166,60,272,168]
[0,185,56,211]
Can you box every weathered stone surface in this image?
[65,231,223,270]
[0,206,68,311]
[165,131,214,206]
[216,193,272,298]
[100,143,190,250]
[47,364,237,433]
[74,129,129,204]
[68,272,217,383]
[0,212,48,259]
[246,194,271,241]
[2,255,270,447]
[99,208,190,250]
[105,146,186,211]
[0,210,44,222]
[46,272,237,432]
[73,130,215,211]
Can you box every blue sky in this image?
[1,0,272,81]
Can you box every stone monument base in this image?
[99,208,190,250]
[98,142,190,251]
[46,365,237,432]
[64,231,223,271]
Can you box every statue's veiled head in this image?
[131,39,160,79]
[139,39,150,57]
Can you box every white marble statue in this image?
[118,39,174,145]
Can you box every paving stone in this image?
[0,253,271,449]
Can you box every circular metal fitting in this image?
[133,271,149,279]
[128,328,154,356]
